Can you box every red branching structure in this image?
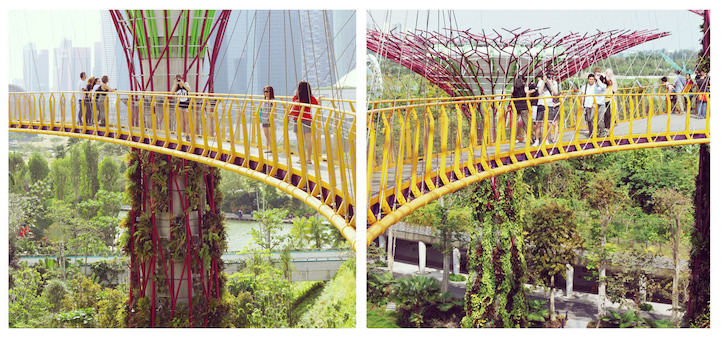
[110,10,231,327]
[367,27,670,97]
[110,10,231,93]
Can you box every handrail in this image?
[8,90,357,250]
[366,90,710,245]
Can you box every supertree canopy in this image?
[367,27,670,97]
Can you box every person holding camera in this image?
[534,71,560,146]
[172,74,192,141]
[581,72,608,137]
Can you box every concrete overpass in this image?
[19,249,352,283]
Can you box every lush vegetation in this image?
[371,144,705,328]
[9,134,355,328]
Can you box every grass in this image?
[296,260,356,328]
[367,304,400,328]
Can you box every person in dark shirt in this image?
[695,70,710,118]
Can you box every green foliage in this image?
[392,275,440,327]
[449,274,466,282]
[464,172,528,328]
[9,151,30,194]
[296,259,356,328]
[9,265,49,327]
[27,152,50,182]
[98,157,120,192]
[524,198,584,287]
[606,249,661,314]
[251,208,290,252]
[81,140,100,200]
[226,261,293,327]
[526,299,550,327]
[42,279,68,313]
[55,308,95,328]
[367,270,396,305]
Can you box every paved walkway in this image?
[381,261,674,328]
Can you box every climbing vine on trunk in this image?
[463,171,528,328]
[121,149,228,327]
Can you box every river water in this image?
[118,211,292,253]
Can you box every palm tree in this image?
[290,217,312,249]
[307,216,329,249]
[393,275,441,327]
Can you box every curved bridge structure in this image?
[367,89,710,245]
[8,90,357,250]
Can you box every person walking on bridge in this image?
[260,86,277,153]
[289,80,318,164]
[511,76,533,144]
[95,75,115,127]
[673,70,686,114]
[694,70,709,119]
[77,72,87,125]
[581,73,607,137]
[172,74,192,141]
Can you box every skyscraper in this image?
[22,43,49,92]
[53,39,90,91]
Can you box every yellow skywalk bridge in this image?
[367,88,710,245]
[9,90,357,250]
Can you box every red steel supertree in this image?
[367,27,670,97]
[110,10,231,327]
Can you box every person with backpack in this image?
[529,74,542,146]
[172,74,192,141]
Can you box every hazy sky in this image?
[367,10,704,52]
[8,10,103,82]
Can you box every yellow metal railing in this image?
[8,90,357,250]
[367,90,710,245]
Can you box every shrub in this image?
[43,279,68,313]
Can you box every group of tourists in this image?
[661,69,710,118]
[511,66,710,146]
[511,67,616,146]
[76,72,116,126]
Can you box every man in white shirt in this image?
[581,73,607,137]
[77,72,87,124]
